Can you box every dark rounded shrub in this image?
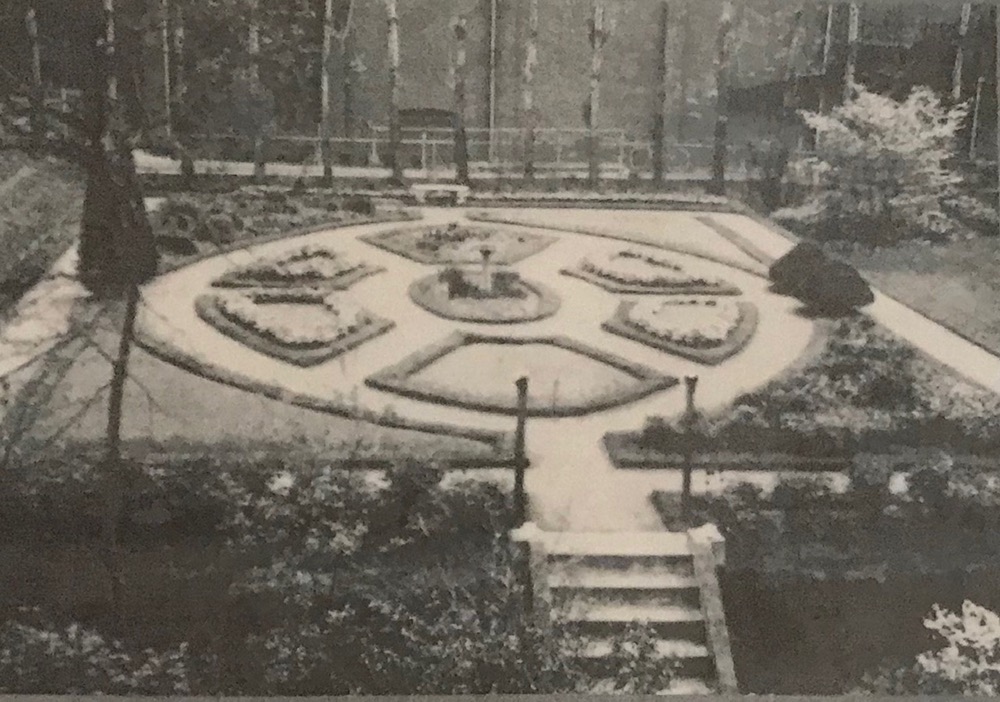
[198,212,242,245]
[769,242,873,314]
[344,194,375,216]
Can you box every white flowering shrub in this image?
[0,615,191,695]
[790,84,971,242]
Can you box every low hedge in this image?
[195,293,395,368]
[602,300,759,365]
[365,332,678,418]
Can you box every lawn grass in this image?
[827,237,1000,356]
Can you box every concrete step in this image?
[553,587,701,610]
[539,531,691,558]
[558,603,706,641]
[548,561,696,588]
[589,676,715,695]
[577,639,714,680]
[579,638,709,660]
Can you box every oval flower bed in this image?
[564,249,741,295]
[213,244,384,290]
[603,297,759,365]
[360,223,555,264]
[408,269,561,324]
[196,289,394,366]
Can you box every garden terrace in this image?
[408,269,561,323]
[366,332,678,417]
[603,299,759,365]
[563,249,742,296]
[195,290,394,367]
[361,223,556,264]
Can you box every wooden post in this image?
[160,0,171,139]
[953,3,973,103]
[321,0,334,180]
[386,0,403,182]
[522,0,538,181]
[710,1,733,196]
[514,377,529,526]
[24,5,44,152]
[453,16,470,185]
[652,1,670,185]
[587,1,607,190]
[844,3,860,103]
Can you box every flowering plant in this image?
[582,250,719,288]
[217,292,371,347]
[628,298,741,348]
[237,245,362,282]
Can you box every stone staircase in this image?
[512,525,736,695]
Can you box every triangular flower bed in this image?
[603,298,758,365]
[212,244,384,290]
[563,249,741,295]
[196,289,394,367]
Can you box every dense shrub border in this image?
[603,300,758,365]
[360,224,556,265]
[195,293,395,368]
[366,332,678,417]
[133,328,514,464]
[408,274,561,324]
[561,265,742,296]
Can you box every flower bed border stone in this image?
[408,274,562,324]
[133,328,514,464]
[561,265,742,296]
[603,300,759,365]
[366,331,678,417]
[195,292,395,368]
[360,224,556,265]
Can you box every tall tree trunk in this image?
[818,3,835,113]
[321,0,334,180]
[587,1,607,190]
[25,4,44,152]
[522,0,538,181]
[782,6,807,113]
[342,39,355,141]
[386,0,403,182]
[710,0,733,195]
[953,3,972,102]
[995,6,999,232]
[675,3,692,141]
[453,16,469,185]
[652,1,669,185]
[248,0,265,179]
[160,0,171,139]
[844,3,860,103]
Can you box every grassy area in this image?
[827,237,1000,356]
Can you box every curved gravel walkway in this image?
[138,208,817,532]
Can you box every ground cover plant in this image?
[212,244,383,290]
[361,223,555,264]
[195,290,393,367]
[563,249,741,295]
[603,298,758,365]
[606,315,1000,467]
[366,332,678,417]
[409,267,561,323]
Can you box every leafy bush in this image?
[344,194,375,216]
[790,84,971,243]
[769,241,874,313]
[155,195,205,236]
[197,212,242,245]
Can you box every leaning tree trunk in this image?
[710,0,733,196]
[522,0,538,181]
[25,4,44,153]
[587,1,608,190]
[386,0,403,182]
[652,1,670,185]
[453,16,470,185]
[320,0,334,180]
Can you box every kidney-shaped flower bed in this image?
[408,268,561,323]
[213,244,384,290]
[366,332,678,417]
[564,249,741,295]
[603,297,759,365]
[361,223,555,264]
[196,289,394,366]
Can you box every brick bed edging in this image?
[365,331,679,418]
[194,293,396,368]
[408,275,562,324]
[359,223,557,265]
[465,211,771,278]
[603,300,760,366]
[133,327,515,466]
[560,266,743,296]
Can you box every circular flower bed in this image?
[603,298,759,365]
[196,289,394,366]
[565,249,741,295]
[408,268,561,324]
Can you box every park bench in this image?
[411,183,471,206]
